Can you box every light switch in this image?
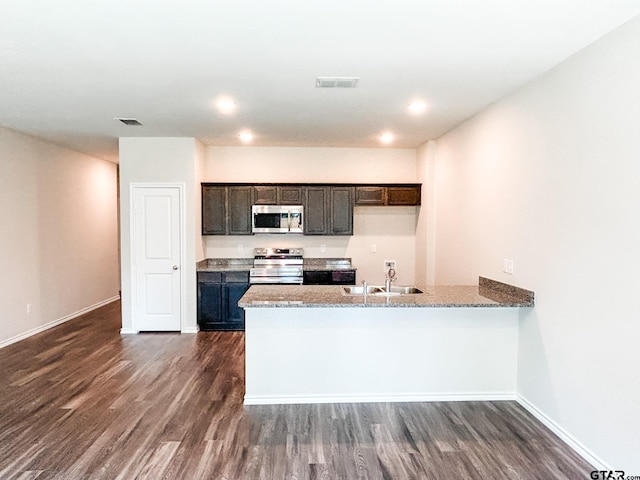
[371,244,377,253]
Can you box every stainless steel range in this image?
[249,248,304,284]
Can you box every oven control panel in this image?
[254,247,303,257]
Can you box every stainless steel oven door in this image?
[249,277,304,285]
[249,266,303,284]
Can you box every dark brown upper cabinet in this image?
[202,186,227,235]
[227,186,253,235]
[253,186,303,205]
[330,187,354,235]
[303,186,329,235]
[355,185,421,206]
[202,182,419,236]
[202,185,252,235]
[303,186,354,236]
[252,186,278,205]
[278,186,303,205]
[355,186,387,205]
[387,186,421,206]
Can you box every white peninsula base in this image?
[244,306,520,405]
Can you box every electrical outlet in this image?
[384,260,396,273]
[503,258,514,275]
[237,244,243,253]
[320,244,326,253]
[26,304,32,314]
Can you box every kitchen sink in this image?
[341,285,385,295]
[385,286,424,295]
[341,285,424,296]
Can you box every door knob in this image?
[172,265,179,270]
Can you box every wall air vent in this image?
[116,118,143,126]
[315,77,360,88]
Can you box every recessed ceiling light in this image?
[379,132,395,144]
[407,100,428,115]
[215,97,237,115]
[238,130,254,144]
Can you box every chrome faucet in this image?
[362,279,368,295]
[385,268,396,292]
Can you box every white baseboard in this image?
[0,296,120,350]
[516,394,606,471]
[244,392,517,406]
[120,327,198,334]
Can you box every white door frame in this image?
[129,183,186,333]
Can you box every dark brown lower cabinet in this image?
[197,272,249,330]
[303,270,356,285]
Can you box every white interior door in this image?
[132,185,182,331]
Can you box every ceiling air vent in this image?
[116,118,143,126]
[315,77,360,88]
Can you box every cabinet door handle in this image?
[172,265,179,270]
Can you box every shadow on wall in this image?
[517,307,558,415]
[354,206,419,235]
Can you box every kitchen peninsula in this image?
[238,277,534,405]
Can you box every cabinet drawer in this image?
[198,272,222,282]
[223,271,250,283]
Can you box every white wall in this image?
[426,16,640,471]
[119,137,201,333]
[203,147,419,285]
[415,140,437,286]
[0,127,119,347]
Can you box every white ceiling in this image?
[1,1,639,163]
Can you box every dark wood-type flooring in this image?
[0,301,593,479]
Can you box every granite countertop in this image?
[238,277,534,308]
[301,258,356,271]
[197,259,253,272]
[196,258,356,272]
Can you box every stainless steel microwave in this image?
[252,205,303,234]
